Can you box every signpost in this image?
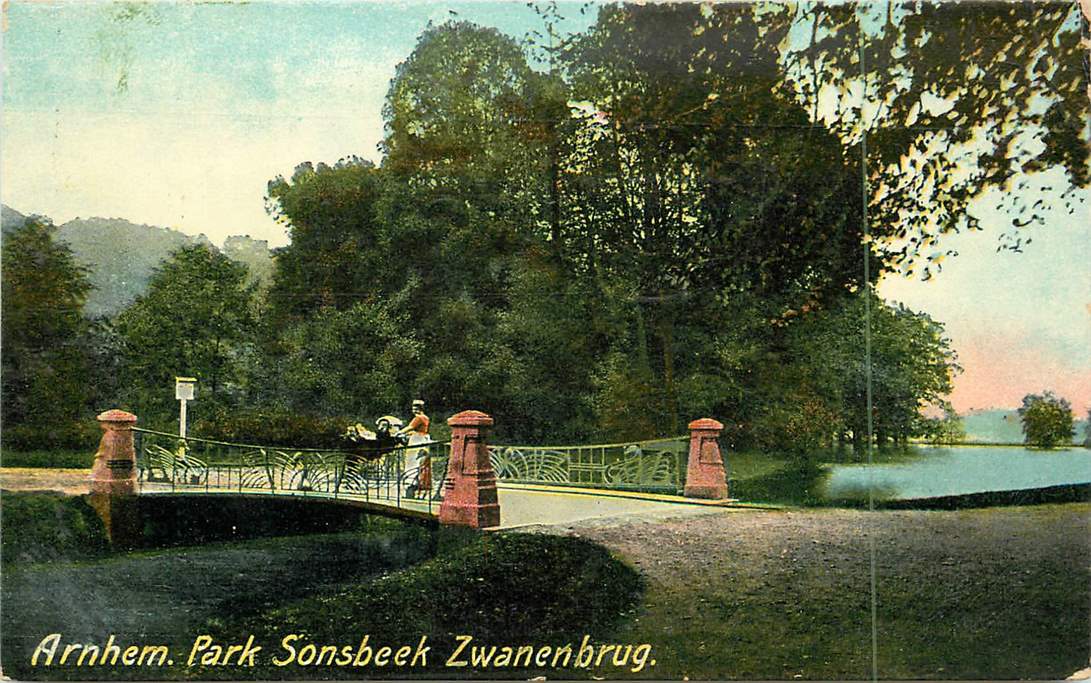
[175,376,197,439]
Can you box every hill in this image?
[2,205,274,318]
[54,217,210,318]
[1,205,31,235]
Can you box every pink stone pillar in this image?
[87,409,141,546]
[90,409,139,495]
[438,410,501,528]
[684,417,729,499]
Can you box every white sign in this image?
[175,377,197,439]
[175,377,196,401]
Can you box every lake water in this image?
[823,445,1091,501]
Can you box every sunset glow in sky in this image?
[2,2,1087,414]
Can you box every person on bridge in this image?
[397,400,431,498]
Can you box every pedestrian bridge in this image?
[89,409,742,535]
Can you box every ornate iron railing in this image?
[132,428,449,514]
[488,436,689,492]
[133,428,691,505]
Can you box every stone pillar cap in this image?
[448,410,494,428]
[688,417,724,431]
[97,409,138,424]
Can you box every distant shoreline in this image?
[909,440,1087,448]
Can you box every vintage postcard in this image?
[1,1,1088,680]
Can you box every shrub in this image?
[0,419,101,452]
[196,532,643,678]
[0,492,109,564]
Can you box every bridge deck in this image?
[140,480,767,529]
[491,486,759,529]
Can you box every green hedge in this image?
[1,449,90,468]
[1,420,101,452]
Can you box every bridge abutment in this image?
[87,409,142,547]
[439,410,501,529]
[684,417,729,500]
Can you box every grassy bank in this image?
[728,451,854,507]
[1,492,110,564]
[191,533,643,680]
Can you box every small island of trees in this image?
[1019,392,1076,449]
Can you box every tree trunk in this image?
[657,304,679,436]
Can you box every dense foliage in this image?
[115,245,257,425]
[1,220,101,449]
[1018,392,1075,449]
[4,3,1085,454]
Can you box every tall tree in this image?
[560,5,871,432]
[115,244,256,423]
[382,20,542,204]
[778,293,960,451]
[1,218,95,445]
[265,158,386,323]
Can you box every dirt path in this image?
[0,467,90,495]
[559,505,1091,680]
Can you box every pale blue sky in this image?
[2,1,1087,412]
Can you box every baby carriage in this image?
[344,416,408,463]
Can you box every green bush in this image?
[0,492,109,564]
[197,533,643,678]
[1019,392,1075,449]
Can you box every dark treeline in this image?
[3,3,1085,454]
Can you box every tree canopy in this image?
[115,244,257,424]
[6,4,1083,452]
[253,4,1083,444]
[1019,391,1075,449]
[1,219,96,445]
